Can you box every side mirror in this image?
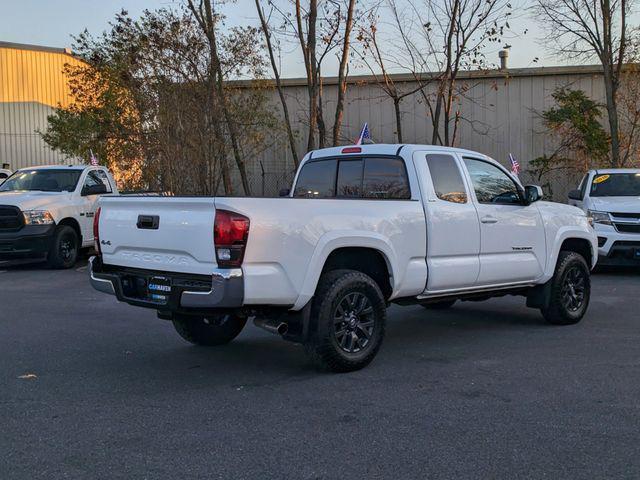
[279,188,290,197]
[524,185,543,204]
[82,183,108,196]
[567,189,582,201]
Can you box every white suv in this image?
[569,168,640,265]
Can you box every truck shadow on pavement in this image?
[0,255,91,272]
[87,302,551,384]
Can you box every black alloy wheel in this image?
[333,292,375,354]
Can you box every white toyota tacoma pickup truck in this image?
[0,165,117,268]
[90,145,597,372]
[568,168,640,266]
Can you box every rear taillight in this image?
[93,207,101,256]
[214,209,249,268]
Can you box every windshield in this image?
[590,173,640,197]
[0,169,82,193]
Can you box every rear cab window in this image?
[294,156,410,200]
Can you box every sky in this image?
[0,0,570,78]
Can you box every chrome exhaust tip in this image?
[253,317,288,336]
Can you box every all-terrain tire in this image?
[541,251,591,325]
[172,314,247,346]
[47,225,79,269]
[304,269,387,373]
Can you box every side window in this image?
[578,174,588,198]
[426,154,467,204]
[84,170,112,194]
[336,159,363,197]
[362,157,410,199]
[93,170,113,193]
[293,160,337,198]
[463,158,521,205]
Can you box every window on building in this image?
[293,160,337,198]
[426,154,467,203]
[463,158,521,205]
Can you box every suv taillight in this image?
[93,207,101,256]
[214,209,249,268]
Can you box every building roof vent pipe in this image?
[499,49,509,70]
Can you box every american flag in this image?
[355,123,371,145]
[89,149,99,166]
[509,153,520,176]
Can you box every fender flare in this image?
[291,231,397,310]
[543,227,597,281]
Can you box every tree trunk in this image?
[317,71,326,148]
[296,0,318,152]
[208,1,250,194]
[603,69,622,167]
[393,97,403,143]
[187,0,250,194]
[308,0,318,152]
[255,0,299,166]
[332,0,356,146]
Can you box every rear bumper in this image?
[89,256,244,311]
[0,225,56,261]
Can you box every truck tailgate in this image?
[98,196,217,275]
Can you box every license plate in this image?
[147,276,171,304]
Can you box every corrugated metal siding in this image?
[0,43,605,198]
[0,43,86,171]
[258,68,606,199]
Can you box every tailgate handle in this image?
[137,215,159,230]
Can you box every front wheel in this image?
[541,251,591,325]
[172,314,247,346]
[47,225,79,269]
[304,269,387,373]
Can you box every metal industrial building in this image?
[0,40,610,197]
[252,64,608,198]
[0,41,85,172]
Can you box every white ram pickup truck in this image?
[568,168,640,265]
[0,165,117,268]
[90,145,597,372]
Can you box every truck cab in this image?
[568,169,640,265]
[0,165,117,268]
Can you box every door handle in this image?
[481,216,498,224]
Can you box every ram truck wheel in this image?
[47,225,79,269]
[541,251,591,325]
[421,299,456,310]
[305,269,386,373]
[172,314,247,346]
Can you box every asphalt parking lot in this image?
[1,260,639,479]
